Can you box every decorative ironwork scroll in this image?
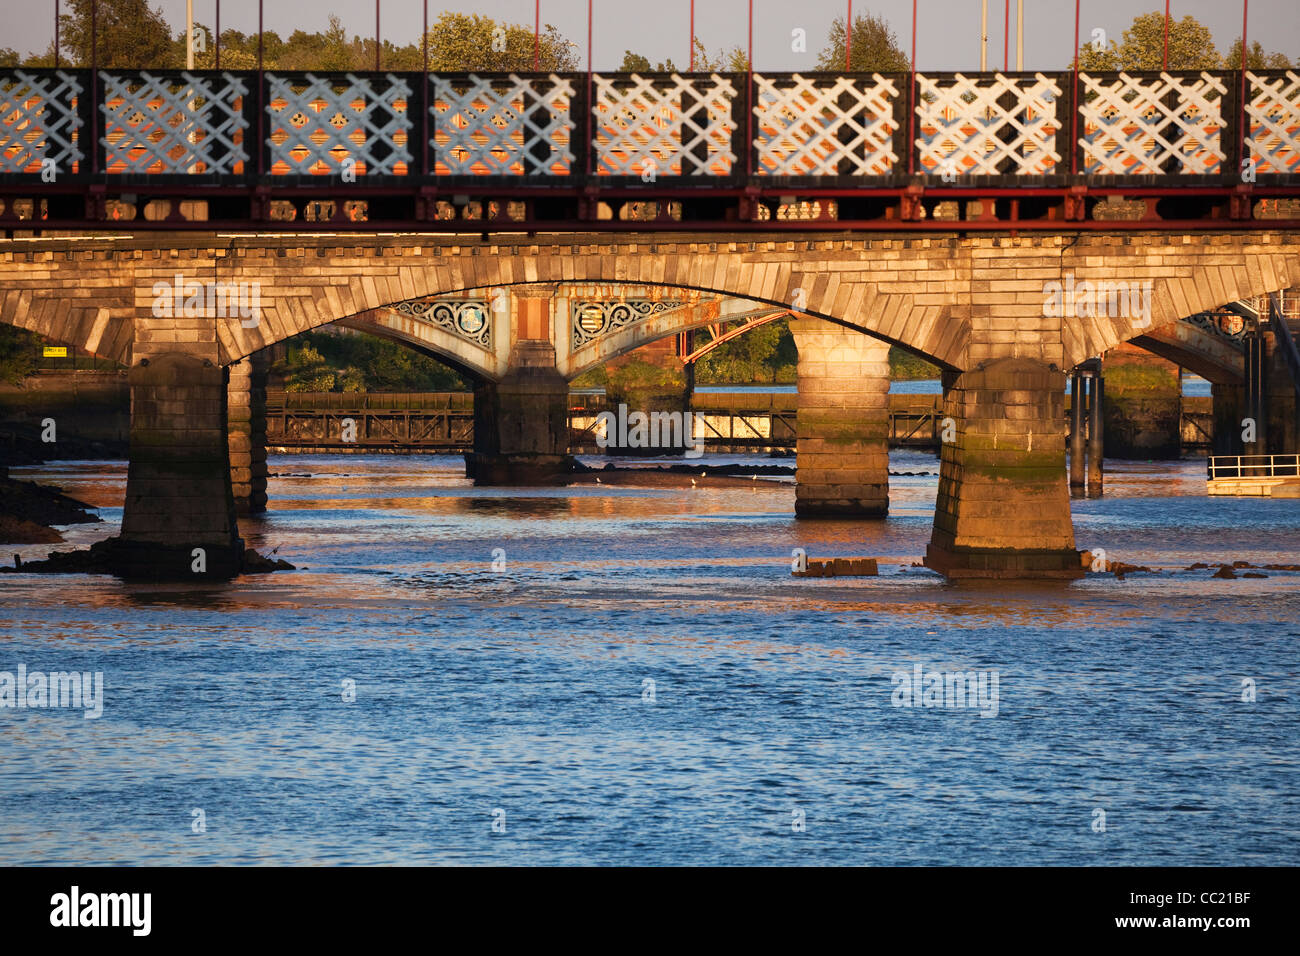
[393,297,493,348]
[1184,310,1246,344]
[570,300,681,348]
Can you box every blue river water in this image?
[1,451,1296,865]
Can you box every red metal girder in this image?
[11,218,1300,234]
[684,311,790,363]
[7,184,1295,202]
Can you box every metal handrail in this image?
[1207,454,1300,480]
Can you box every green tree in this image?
[190,28,285,69]
[620,38,747,74]
[178,24,259,70]
[423,13,578,72]
[336,366,366,392]
[282,344,336,392]
[618,51,673,72]
[0,48,19,67]
[58,0,174,68]
[277,331,469,392]
[0,327,39,385]
[1223,37,1291,70]
[889,346,939,380]
[696,319,793,384]
[721,47,751,72]
[275,16,355,72]
[1077,12,1219,71]
[817,12,911,72]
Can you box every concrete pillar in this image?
[112,352,243,579]
[227,351,269,514]
[924,357,1081,579]
[1087,373,1104,496]
[1069,370,1085,496]
[1244,330,1268,454]
[788,318,891,517]
[1099,345,1181,460]
[1264,329,1299,454]
[1211,382,1246,456]
[467,341,572,485]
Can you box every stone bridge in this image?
[1,230,1296,580]
[337,285,779,383]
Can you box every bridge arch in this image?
[332,308,500,382]
[202,237,968,372]
[1130,318,1244,385]
[1058,245,1299,368]
[0,301,133,367]
[0,233,1296,377]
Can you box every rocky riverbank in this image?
[0,468,101,544]
[3,539,295,576]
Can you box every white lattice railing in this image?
[915,72,1063,176]
[100,71,248,175]
[431,74,574,176]
[1246,71,1300,176]
[6,69,1300,183]
[592,73,737,177]
[1078,71,1227,175]
[0,70,83,174]
[265,72,411,176]
[753,73,899,176]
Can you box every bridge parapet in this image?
[3,68,1298,231]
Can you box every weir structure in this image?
[3,62,1300,579]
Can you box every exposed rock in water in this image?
[0,515,63,544]
[240,548,296,574]
[0,469,101,544]
[2,538,295,577]
[793,557,879,578]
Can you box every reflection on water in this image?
[695,378,1213,398]
[1,452,1297,865]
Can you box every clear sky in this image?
[5,0,1298,71]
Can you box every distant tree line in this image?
[1,4,1288,73]
[1,1,578,71]
[277,331,469,393]
[1077,12,1291,70]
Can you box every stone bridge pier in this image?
[788,318,892,516]
[227,351,270,513]
[467,341,572,485]
[115,351,244,579]
[926,358,1080,578]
